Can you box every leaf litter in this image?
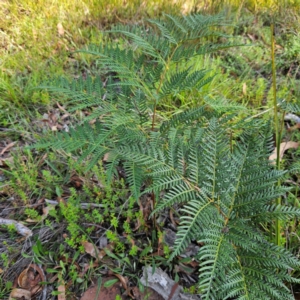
[269,141,299,163]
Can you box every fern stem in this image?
[235,246,250,300]
[271,23,280,169]
[271,20,282,246]
[151,106,157,131]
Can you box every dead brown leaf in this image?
[111,273,134,298]
[9,288,31,300]
[78,262,99,279]
[56,102,68,113]
[57,280,66,300]
[103,152,111,162]
[25,218,40,223]
[82,241,116,264]
[80,277,123,300]
[0,156,14,167]
[169,209,178,227]
[70,173,84,189]
[242,82,247,96]
[17,264,45,296]
[57,23,64,36]
[287,123,300,132]
[41,205,55,220]
[134,196,153,231]
[82,241,104,261]
[0,141,16,156]
[57,197,67,206]
[269,141,299,164]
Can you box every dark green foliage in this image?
[34,13,300,299]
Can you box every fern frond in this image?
[108,27,164,61]
[160,68,212,97]
[184,13,232,36]
[38,75,105,109]
[33,12,300,299]
[103,150,121,183]
[198,224,234,300]
[204,95,247,113]
[164,119,229,260]
[172,42,242,62]
[280,100,300,114]
[160,67,191,96]
[253,204,300,221]
[148,19,178,44]
[159,105,211,133]
[155,184,200,212]
[149,12,232,45]
[124,162,145,201]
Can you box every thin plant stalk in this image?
[271,21,282,246]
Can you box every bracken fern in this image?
[34,13,300,299]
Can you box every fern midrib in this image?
[152,41,182,130]
[235,245,250,300]
[224,145,251,299]
[224,144,249,226]
[153,151,202,194]
[168,200,211,261]
[203,233,225,300]
[86,49,155,105]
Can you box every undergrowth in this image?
[1,1,300,299]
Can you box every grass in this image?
[0,1,298,116]
[0,0,188,127]
[1,0,300,299]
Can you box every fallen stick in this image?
[0,218,33,237]
[45,199,106,209]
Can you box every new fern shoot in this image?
[34,13,300,299]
